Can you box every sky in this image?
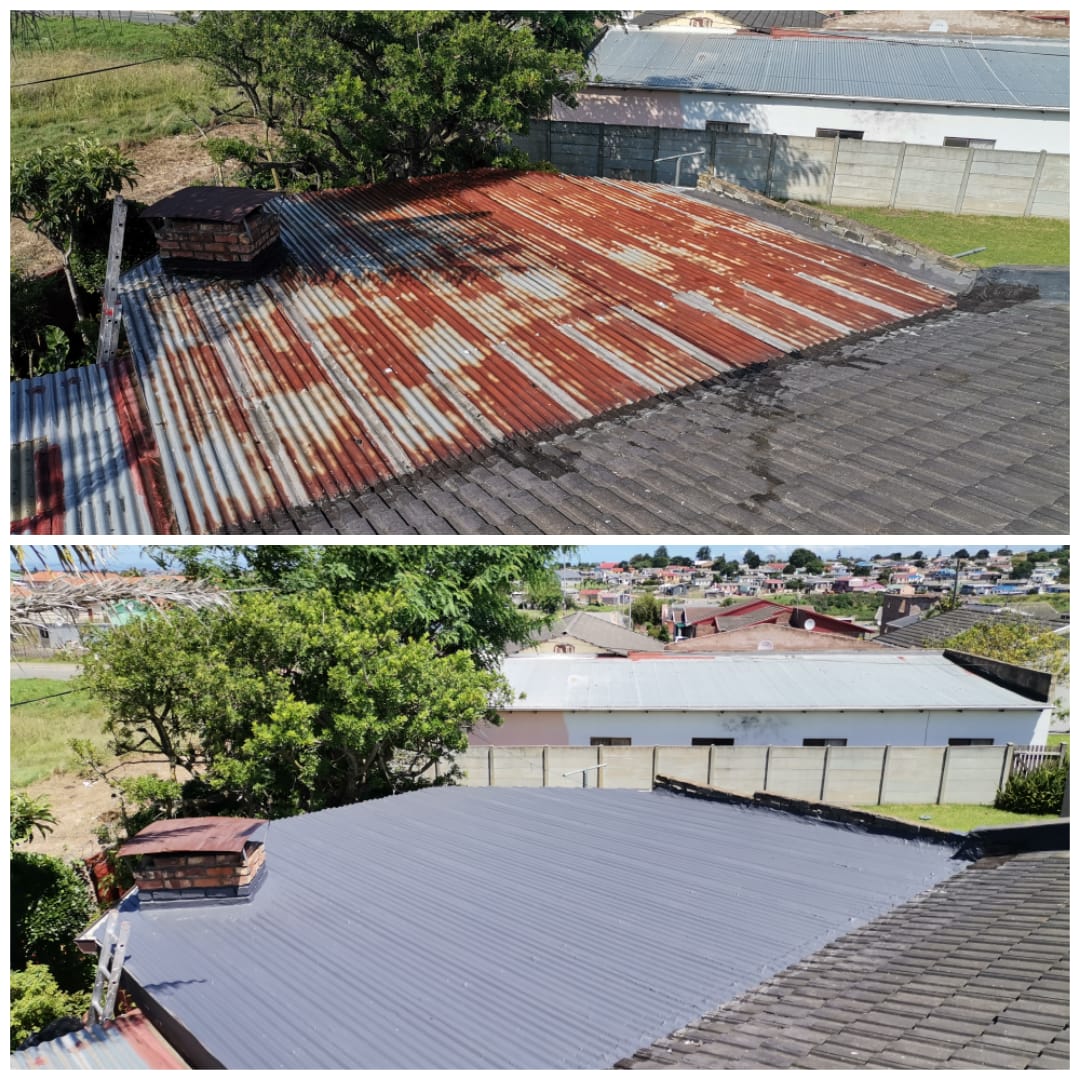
[11,540,1061,575]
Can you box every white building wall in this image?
[557,707,1044,747]
[554,90,1068,154]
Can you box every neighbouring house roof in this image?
[880,606,1067,649]
[205,295,1068,535]
[92,788,965,1069]
[585,31,1069,109]
[10,1011,189,1070]
[11,169,954,535]
[499,652,1044,713]
[628,11,827,31]
[508,611,666,655]
[617,850,1070,1069]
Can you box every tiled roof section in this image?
[880,607,1066,649]
[111,169,949,534]
[616,851,1069,1070]
[509,611,666,654]
[243,298,1068,535]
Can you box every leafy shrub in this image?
[994,762,1068,815]
[11,852,95,993]
[10,271,75,378]
[10,792,58,847]
[10,964,89,1051]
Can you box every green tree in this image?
[786,547,825,574]
[10,139,137,323]
[172,11,613,186]
[10,793,57,848]
[81,589,512,817]
[942,621,1069,677]
[696,545,711,562]
[974,549,990,561]
[652,545,669,564]
[743,549,761,570]
[10,965,91,1052]
[952,548,971,560]
[630,593,661,628]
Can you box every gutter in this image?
[502,703,1041,713]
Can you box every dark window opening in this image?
[816,128,864,140]
[590,737,631,746]
[692,737,735,746]
[948,738,994,746]
[803,738,848,747]
[944,137,996,149]
[705,121,751,133]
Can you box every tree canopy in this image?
[942,621,1069,678]
[171,11,615,186]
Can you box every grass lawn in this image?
[11,16,233,157]
[823,206,1068,267]
[860,802,1059,832]
[10,678,110,788]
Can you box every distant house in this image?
[507,610,664,658]
[667,598,871,644]
[558,30,1067,152]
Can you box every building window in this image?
[943,137,996,149]
[803,738,848,747]
[590,737,631,746]
[705,121,750,133]
[553,643,575,654]
[948,738,994,746]
[689,17,713,27]
[816,128,864,140]
[692,737,735,746]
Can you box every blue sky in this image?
[11,540,1057,574]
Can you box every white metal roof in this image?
[500,653,1042,712]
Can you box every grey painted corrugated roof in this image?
[510,610,666,654]
[589,31,1068,108]
[500,652,1042,712]
[105,788,963,1069]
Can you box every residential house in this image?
[558,29,1068,152]
[666,598,869,643]
[627,11,826,32]
[490,652,1051,747]
[507,611,664,658]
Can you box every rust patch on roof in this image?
[118,817,267,859]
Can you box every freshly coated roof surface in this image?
[587,30,1069,108]
[10,1012,188,1070]
[100,787,963,1069]
[880,606,1067,649]
[11,169,954,535]
[618,850,1070,1069]
[231,296,1069,535]
[499,652,1042,713]
[508,610,666,654]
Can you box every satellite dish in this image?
[803,618,816,632]
[757,640,774,651]
[929,19,949,33]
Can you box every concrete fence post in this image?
[999,743,1015,792]
[936,746,952,805]
[888,143,907,209]
[763,745,772,792]
[707,743,716,787]
[764,134,779,198]
[542,745,549,788]
[488,746,495,787]
[877,746,891,805]
[650,128,661,182]
[1024,150,1047,218]
[826,135,840,205]
[820,744,831,801]
[596,744,605,788]
[651,745,659,785]
[954,147,976,215]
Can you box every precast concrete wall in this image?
[452,744,1020,804]
[512,122,1068,219]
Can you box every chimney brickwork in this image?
[155,211,280,267]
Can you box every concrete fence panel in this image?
[599,746,655,789]
[654,746,711,786]
[707,745,768,794]
[1029,155,1068,219]
[880,747,946,803]
[763,746,827,800]
[456,746,493,787]
[821,747,889,805]
[940,745,1010,804]
[488,746,546,788]
[546,746,604,788]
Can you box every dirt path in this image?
[11,122,260,275]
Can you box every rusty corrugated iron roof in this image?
[10,1011,188,1069]
[117,817,267,859]
[14,170,955,534]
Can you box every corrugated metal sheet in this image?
[101,787,963,1068]
[11,1012,188,1069]
[499,652,1042,712]
[117,816,266,858]
[116,170,951,533]
[591,31,1069,108]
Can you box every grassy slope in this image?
[827,205,1069,267]
[862,803,1059,831]
[10,678,110,788]
[10,16,231,157]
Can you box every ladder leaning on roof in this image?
[88,909,131,1024]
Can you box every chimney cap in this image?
[141,186,279,224]
[118,816,267,859]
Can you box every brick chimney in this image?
[141,187,282,277]
[117,817,268,906]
